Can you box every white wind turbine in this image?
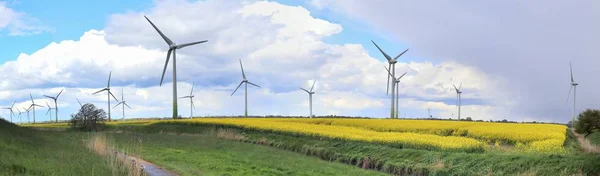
[566,61,578,128]
[453,83,463,120]
[17,108,22,124]
[179,84,195,118]
[144,15,208,119]
[92,71,119,121]
[23,107,30,123]
[384,66,407,119]
[2,101,15,123]
[113,87,132,121]
[372,40,409,119]
[231,59,261,118]
[300,80,317,118]
[46,101,55,122]
[43,89,63,123]
[28,93,43,124]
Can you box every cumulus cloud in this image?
[0,0,506,123]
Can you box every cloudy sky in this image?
[0,0,597,123]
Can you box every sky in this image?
[0,0,597,124]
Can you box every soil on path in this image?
[571,129,600,153]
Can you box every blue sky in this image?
[1,0,592,124]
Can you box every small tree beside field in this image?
[575,109,600,138]
[70,103,107,131]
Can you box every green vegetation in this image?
[107,121,600,176]
[588,132,600,146]
[575,109,600,137]
[0,119,128,175]
[108,132,386,176]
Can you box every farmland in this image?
[20,117,600,175]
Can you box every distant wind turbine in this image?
[453,83,463,120]
[231,59,261,118]
[566,61,578,128]
[23,107,30,123]
[144,15,208,119]
[372,40,409,119]
[384,66,407,119]
[43,89,63,123]
[92,71,119,121]
[28,93,43,123]
[300,80,317,118]
[179,84,195,118]
[2,101,15,123]
[17,108,22,123]
[46,101,56,122]
[113,87,132,121]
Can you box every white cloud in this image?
[0,0,510,123]
[0,1,50,36]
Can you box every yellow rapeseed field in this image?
[164,118,567,153]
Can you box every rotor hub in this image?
[169,43,177,49]
[389,60,398,64]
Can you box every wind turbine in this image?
[113,87,132,121]
[43,89,63,123]
[453,83,463,120]
[2,101,15,123]
[46,101,56,122]
[76,97,84,107]
[372,40,409,119]
[179,84,195,118]
[23,107,30,123]
[28,93,43,123]
[566,61,578,128]
[144,15,208,119]
[300,80,317,118]
[231,59,261,118]
[92,71,119,121]
[17,108,22,123]
[384,66,407,119]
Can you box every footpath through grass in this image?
[108,132,387,176]
[0,119,128,175]
[107,122,600,176]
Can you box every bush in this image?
[575,109,600,137]
[70,103,107,131]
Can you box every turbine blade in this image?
[247,81,261,88]
[11,101,15,108]
[92,88,107,95]
[570,61,574,83]
[113,102,123,109]
[160,49,173,86]
[231,81,244,96]
[30,93,34,103]
[124,103,132,109]
[108,71,112,87]
[144,15,174,45]
[393,48,410,60]
[43,95,54,99]
[300,88,310,93]
[46,109,51,115]
[371,40,392,61]
[191,101,195,109]
[179,96,191,99]
[56,89,64,98]
[566,86,573,104]
[398,72,407,80]
[453,84,458,91]
[176,40,208,49]
[109,91,119,102]
[459,82,463,90]
[77,98,83,107]
[190,83,195,95]
[383,66,394,78]
[386,63,391,95]
[239,59,246,79]
[310,80,316,92]
[46,101,50,108]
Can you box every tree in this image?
[575,109,600,138]
[70,103,107,131]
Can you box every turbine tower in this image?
[144,15,208,119]
[300,80,317,118]
[384,66,406,119]
[113,87,132,121]
[372,40,409,119]
[23,107,30,123]
[92,71,119,121]
[17,108,22,123]
[566,61,578,128]
[43,89,63,123]
[231,59,261,118]
[28,93,43,123]
[179,84,195,118]
[2,101,15,123]
[46,101,55,122]
[453,83,463,120]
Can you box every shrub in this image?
[70,103,107,131]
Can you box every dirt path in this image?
[571,129,600,153]
[88,134,178,176]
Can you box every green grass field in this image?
[107,132,386,176]
[0,119,129,175]
[105,121,600,176]
[588,132,600,146]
